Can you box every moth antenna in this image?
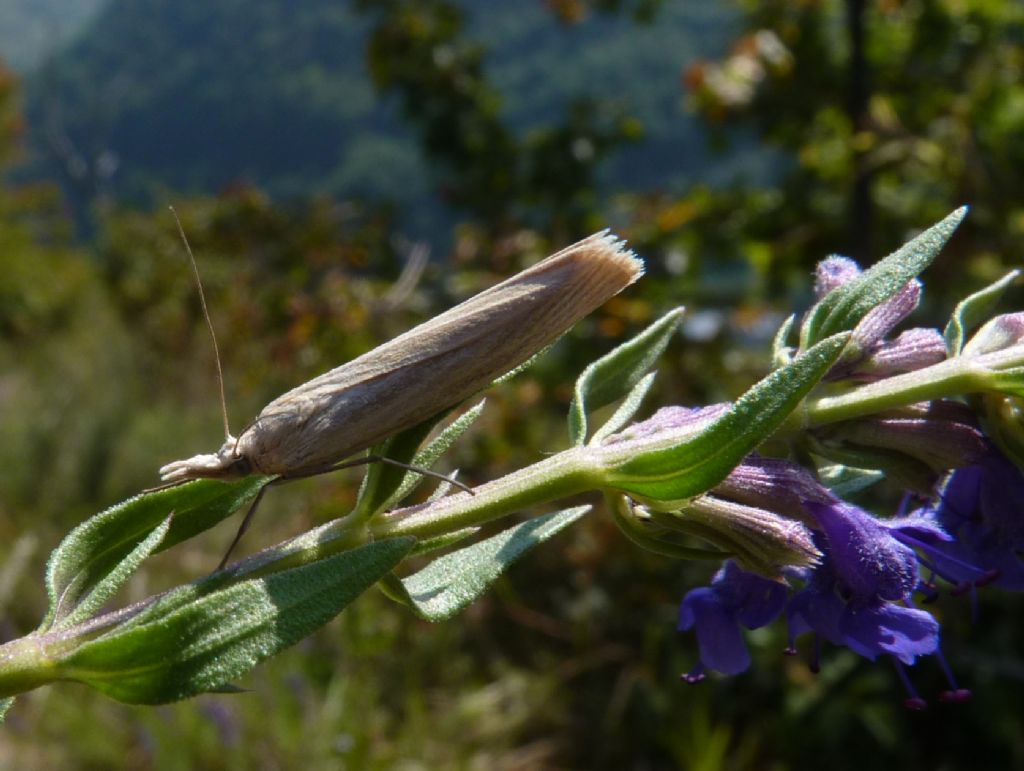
[169,205,232,441]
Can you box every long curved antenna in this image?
[169,205,232,440]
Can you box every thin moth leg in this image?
[216,455,472,569]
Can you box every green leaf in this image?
[944,269,1021,356]
[401,507,589,621]
[603,332,849,502]
[771,314,796,368]
[58,538,414,704]
[55,514,173,631]
[800,208,967,349]
[591,372,658,444]
[0,697,12,723]
[43,477,266,630]
[569,308,683,446]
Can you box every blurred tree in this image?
[356,0,643,241]
[629,0,1024,314]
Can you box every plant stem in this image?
[798,357,986,427]
[371,447,601,540]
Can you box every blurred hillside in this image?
[15,0,758,239]
[0,0,104,71]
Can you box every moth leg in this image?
[336,455,473,494]
[217,481,274,570]
[142,478,191,494]
[217,457,471,570]
[281,455,474,494]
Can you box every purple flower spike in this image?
[678,561,788,676]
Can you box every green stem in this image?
[798,356,986,427]
[371,447,601,540]
[0,636,64,698]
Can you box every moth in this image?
[160,232,644,486]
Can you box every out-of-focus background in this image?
[1,1,1023,767]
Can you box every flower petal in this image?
[807,501,919,603]
[678,587,751,675]
[839,604,939,664]
[711,562,788,629]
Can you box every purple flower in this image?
[922,449,1024,590]
[675,489,981,706]
[678,560,787,680]
[787,501,940,665]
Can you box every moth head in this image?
[159,436,252,482]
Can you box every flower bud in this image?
[852,279,922,354]
[962,312,1024,358]
[603,404,730,446]
[853,328,948,381]
[811,255,936,386]
[710,456,832,523]
[814,256,860,297]
[667,495,821,578]
[813,401,989,486]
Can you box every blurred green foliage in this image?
[2,1,1024,768]
[638,0,1024,315]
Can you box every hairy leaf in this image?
[402,507,589,621]
[569,308,683,446]
[801,208,966,349]
[59,538,414,704]
[43,478,266,630]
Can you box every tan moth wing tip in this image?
[577,229,645,285]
